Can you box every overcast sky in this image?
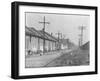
[25,12,90,45]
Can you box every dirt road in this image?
[25,49,72,68]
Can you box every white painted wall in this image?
[0,0,99,81]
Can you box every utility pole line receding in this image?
[56,32,62,50]
[56,32,62,42]
[39,16,50,53]
[78,26,86,46]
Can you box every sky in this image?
[25,12,90,45]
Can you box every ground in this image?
[25,48,89,68]
[46,48,89,67]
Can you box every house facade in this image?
[25,27,58,55]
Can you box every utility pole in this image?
[56,32,62,41]
[39,16,50,53]
[63,34,66,39]
[60,33,63,39]
[78,26,86,46]
[78,34,81,47]
[56,32,62,50]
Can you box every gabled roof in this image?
[25,27,34,35]
[26,27,44,38]
[39,30,58,42]
[30,27,42,37]
[25,27,58,42]
[44,31,58,41]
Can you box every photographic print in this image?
[11,1,97,79]
[25,12,90,68]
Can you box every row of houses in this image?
[25,26,68,55]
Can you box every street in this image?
[25,49,72,68]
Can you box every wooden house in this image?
[25,27,58,55]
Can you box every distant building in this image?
[60,39,68,49]
[80,41,89,50]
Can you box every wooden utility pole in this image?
[78,34,81,47]
[79,26,86,46]
[56,32,61,41]
[63,34,66,39]
[60,33,63,39]
[56,32,62,50]
[39,16,50,53]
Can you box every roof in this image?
[25,27,58,42]
[44,31,58,41]
[26,27,44,38]
[30,27,42,37]
[80,42,89,50]
[39,30,58,42]
[25,27,34,35]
